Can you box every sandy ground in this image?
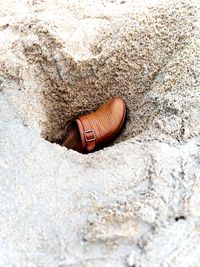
[1,0,200,266]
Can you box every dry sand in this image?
[1,0,200,266]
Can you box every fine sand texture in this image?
[1,0,200,266]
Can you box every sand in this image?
[1,0,200,266]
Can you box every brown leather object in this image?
[74,96,126,153]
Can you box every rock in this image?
[1,0,200,266]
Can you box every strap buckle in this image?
[83,129,96,142]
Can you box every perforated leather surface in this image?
[76,96,126,152]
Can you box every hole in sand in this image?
[175,216,186,222]
[5,2,191,148]
[21,25,167,146]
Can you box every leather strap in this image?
[76,117,96,152]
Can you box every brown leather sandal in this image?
[62,96,126,153]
